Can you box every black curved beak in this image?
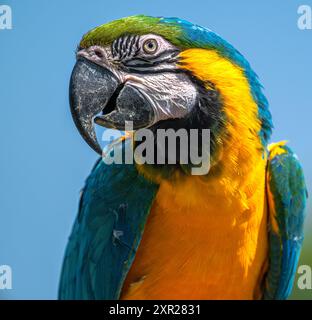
[69,58,155,154]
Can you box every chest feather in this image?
[121,160,269,299]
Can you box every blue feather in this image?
[59,143,159,299]
[264,144,307,299]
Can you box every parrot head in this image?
[70,15,273,177]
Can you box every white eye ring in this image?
[142,39,158,54]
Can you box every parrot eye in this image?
[142,39,158,54]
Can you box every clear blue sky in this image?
[0,0,311,299]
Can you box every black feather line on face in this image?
[111,35,179,71]
[112,35,140,61]
[123,50,179,70]
[135,74,226,178]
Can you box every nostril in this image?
[94,48,104,59]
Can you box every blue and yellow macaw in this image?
[59,15,308,300]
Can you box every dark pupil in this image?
[148,42,154,49]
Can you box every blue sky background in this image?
[0,0,311,299]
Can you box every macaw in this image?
[59,15,308,300]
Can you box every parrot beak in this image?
[69,57,155,155]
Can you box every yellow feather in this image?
[122,49,269,300]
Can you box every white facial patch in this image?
[77,34,198,124]
[124,72,198,123]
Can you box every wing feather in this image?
[264,141,308,299]
[58,146,159,299]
